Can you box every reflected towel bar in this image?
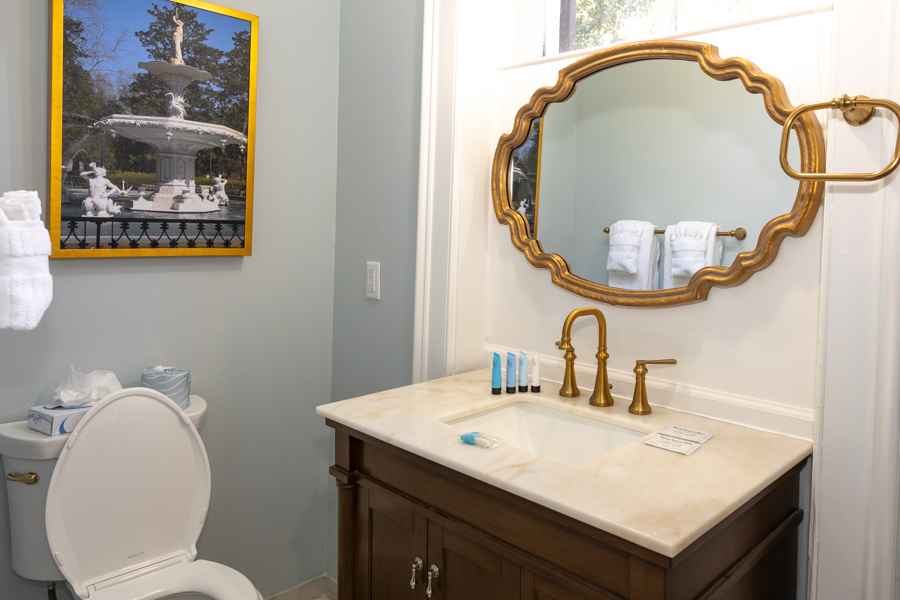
[602,227,747,240]
[780,94,900,182]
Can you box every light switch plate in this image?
[366,261,380,300]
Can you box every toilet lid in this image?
[45,388,211,599]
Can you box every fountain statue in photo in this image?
[213,175,229,206]
[171,10,185,65]
[80,163,129,217]
[93,8,247,213]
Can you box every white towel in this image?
[663,221,723,289]
[607,220,659,290]
[0,191,53,331]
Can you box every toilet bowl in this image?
[27,388,261,600]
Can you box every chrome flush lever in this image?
[426,564,440,598]
[410,557,423,589]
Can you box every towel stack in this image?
[606,220,659,290]
[663,221,723,288]
[0,191,53,330]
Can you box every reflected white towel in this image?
[0,191,52,331]
[607,220,659,290]
[663,221,722,289]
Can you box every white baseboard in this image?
[483,344,814,440]
[267,574,337,600]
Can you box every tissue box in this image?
[27,404,93,436]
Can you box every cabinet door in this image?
[520,571,620,600]
[426,522,520,600]
[358,486,428,600]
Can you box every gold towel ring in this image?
[780,95,900,182]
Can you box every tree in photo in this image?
[128,2,224,124]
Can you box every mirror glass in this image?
[510,59,801,289]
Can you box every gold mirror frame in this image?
[491,40,825,307]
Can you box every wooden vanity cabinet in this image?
[328,420,807,600]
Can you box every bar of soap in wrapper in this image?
[141,366,191,410]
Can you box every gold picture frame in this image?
[491,40,826,307]
[48,0,258,258]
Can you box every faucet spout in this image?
[557,307,614,407]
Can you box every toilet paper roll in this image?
[141,366,191,410]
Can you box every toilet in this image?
[0,388,263,600]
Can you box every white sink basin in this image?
[447,402,647,464]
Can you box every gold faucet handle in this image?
[555,339,574,352]
[630,359,676,415]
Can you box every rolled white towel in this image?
[607,222,643,275]
[607,220,659,290]
[0,191,53,331]
[0,190,42,222]
[663,221,722,288]
[671,234,708,278]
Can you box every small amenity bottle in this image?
[518,351,528,392]
[531,352,541,393]
[491,352,502,395]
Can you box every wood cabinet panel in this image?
[331,421,808,600]
[532,573,617,600]
[667,471,800,600]
[358,486,427,600]
[718,528,797,600]
[433,525,521,600]
[357,438,634,596]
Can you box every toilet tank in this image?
[0,395,208,582]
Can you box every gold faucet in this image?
[556,308,614,407]
[629,359,677,415]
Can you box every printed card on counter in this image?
[644,434,701,455]
[661,425,713,444]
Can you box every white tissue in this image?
[50,366,123,408]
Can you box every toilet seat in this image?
[45,388,259,600]
[82,560,262,600]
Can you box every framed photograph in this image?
[510,117,541,238]
[48,0,258,257]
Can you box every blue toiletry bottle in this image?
[491,353,502,395]
[506,352,516,393]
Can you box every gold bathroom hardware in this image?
[556,307,614,407]
[602,227,747,240]
[629,359,677,415]
[6,472,37,485]
[780,94,900,181]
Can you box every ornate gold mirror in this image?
[492,41,825,307]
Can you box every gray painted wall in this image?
[327,0,424,579]
[0,1,339,598]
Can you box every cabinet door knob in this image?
[426,564,440,598]
[410,557,423,589]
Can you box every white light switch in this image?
[366,261,381,300]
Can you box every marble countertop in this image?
[316,369,812,557]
